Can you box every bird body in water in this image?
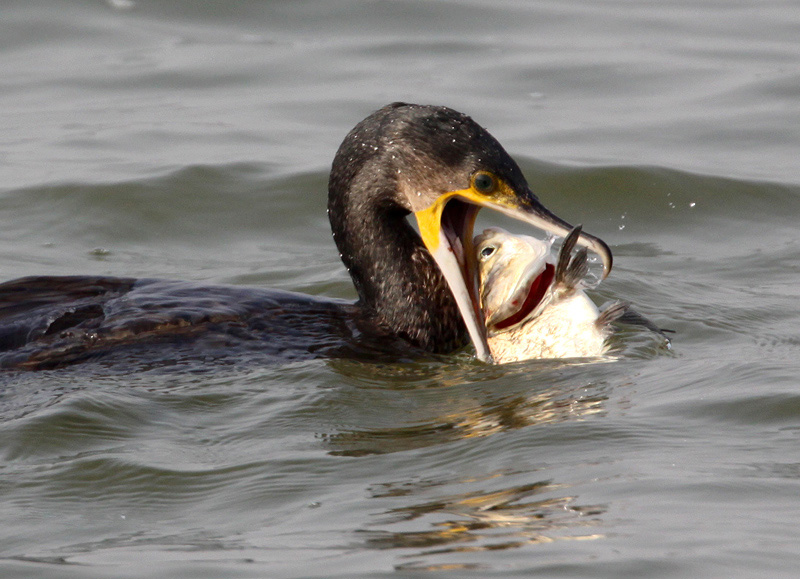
[0,103,613,369]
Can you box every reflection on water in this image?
[320,363,611,568]
[4,0,800,574]
[321,371,609,456]
[360,472,605,572]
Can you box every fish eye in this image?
[480,245,496,259]
[473,172,496,194]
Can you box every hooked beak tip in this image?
[592,235,614,280]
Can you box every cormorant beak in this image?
[486,198,613,280]
[414,177,612,363]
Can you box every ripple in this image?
[0,391,149,461]
[359,470,605,571]
[319,376,612,457]
[672,392,800,426]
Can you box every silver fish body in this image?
[475,227,616,363]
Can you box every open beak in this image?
[414,185,613,363]
[415,197,488,361]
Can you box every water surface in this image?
[2,1,800,577]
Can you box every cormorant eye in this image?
[473,172,496,194]
[480,245,496,259]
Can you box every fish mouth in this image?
[489,262,555,331]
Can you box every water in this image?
[2,0,800,577]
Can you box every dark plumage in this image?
[329,103,530,351]
[0,103,612,369]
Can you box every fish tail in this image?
[596,300,630,327]
[599,300,674,344]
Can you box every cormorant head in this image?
[330,103,612,362]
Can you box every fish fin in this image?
[596,300,629,327]
[555,225,589,290]
[564,248,589,289]
[600,300,674,342]
[555,225,580,284]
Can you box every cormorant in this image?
[0,103,611,369]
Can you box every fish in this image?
[475,225,629,363]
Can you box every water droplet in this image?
[583,271,600,289]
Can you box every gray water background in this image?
[1,1,800,577]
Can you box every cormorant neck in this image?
[327,183,467,353]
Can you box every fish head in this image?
[475,227,556,331]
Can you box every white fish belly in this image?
[487,292,609,363]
